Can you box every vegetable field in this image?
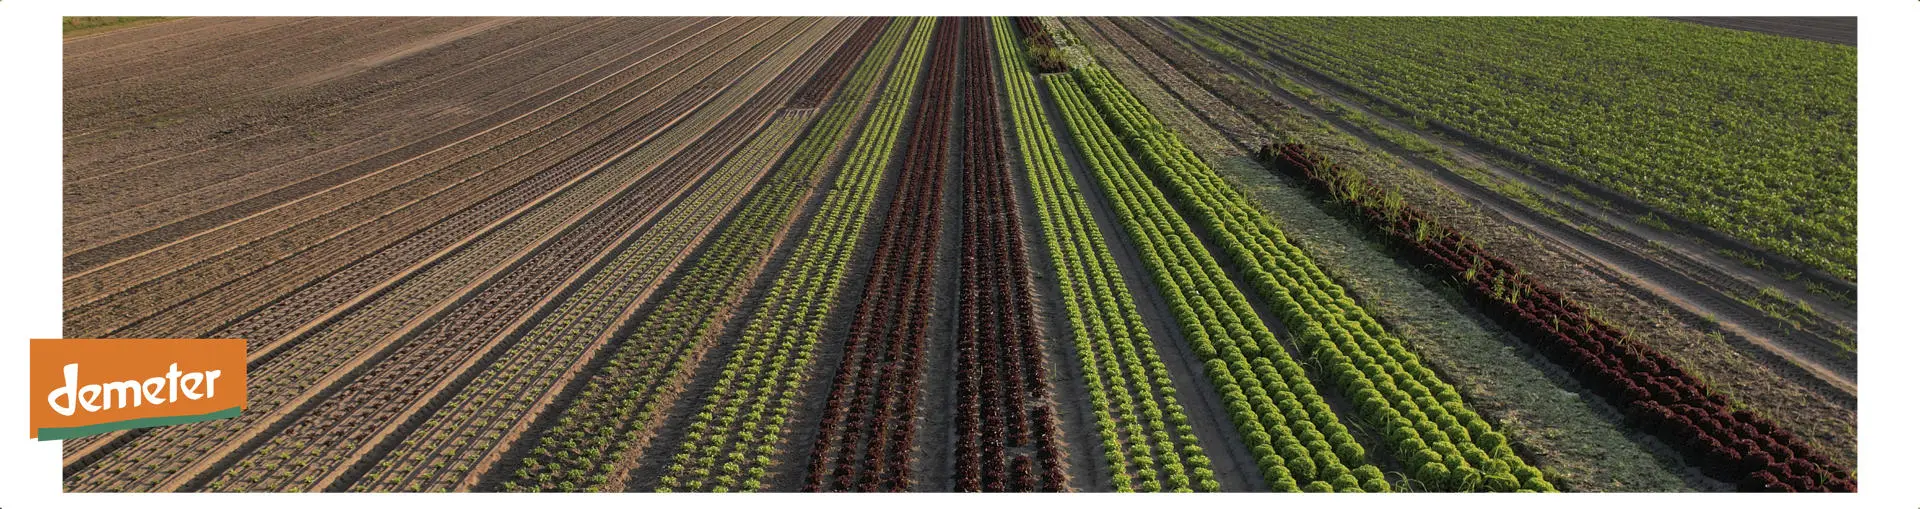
[1187,17,1857,281]
[60,16,1855,493]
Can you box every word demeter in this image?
[47,363,223,416]
[30,338,245,440]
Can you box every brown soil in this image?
[908,47,969,491]
[998,54,1104,494]
[61,18,824,492]
[193,19,834,493]
[63,19,741,339]
[64,18,496,226]
[62,18,640,264]
[60,17,736,467]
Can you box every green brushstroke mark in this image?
[38,406,241,441]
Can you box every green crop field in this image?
[1197,17,1857,280]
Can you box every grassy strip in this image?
[1059,43,1551,490]
[64,16,176,37]
[1094,16,1694,491]
[1194,17,1855,281]
[1047,72,1387,493]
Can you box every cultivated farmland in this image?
[61,16,1856,493]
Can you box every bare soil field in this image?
[64,18,677,264]
[65,19,736,337]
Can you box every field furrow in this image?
[193,17,858,494]
[1053,37,1550,488]
[62,18,810,491]
[988,17,1224,493]
[202,17,848,489]
[801,17,960,493]
[56,15,1859,494]
[948,17,1063,492]
[67,19,743,336]
[597,17,930,494]
[61,18,669,265]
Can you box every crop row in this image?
[990,17,1215,493]
[63,18,673,302]
[60,19,574,265]
[203,19,852,493]
[63,19,813,492]
[1068,60,1549,492]
[62,76,711,468]
[1046,72,1381,493]
[1011,17,1067,73]
[788,18,891,109]
[950,17,1063,493]
[358,19,890,495]
[802,17,960,493]
[342,18,881,494]
[371,111,818,494]
[1014,18,1046,46]
[67,18,748,340]
[647,18,930,494]
[60,64,718,463]
[1059,17,1548,490]
[201,20,829,491]
[513,17,929,493]
[1258,142,1855,492]
[1194,17,1856,280]
[64,16,762,473]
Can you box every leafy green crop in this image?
[1196,17,1856,280]
[652,17,935,493]
[993,17,1215,492]
[1052,37,1551,490]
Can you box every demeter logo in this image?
[30,338,246,440]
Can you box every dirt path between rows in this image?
[1072,17,1430,485]
[909,62,967,489]
[999,63,1104,494]
[1120,17,1853,471]
[764,150,905,491]
[1174,18,1858,338]
[1075,17,1719,491]
[766,30,930,491]
[1034,74,1265,492]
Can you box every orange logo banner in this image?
[29,338,246,440]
